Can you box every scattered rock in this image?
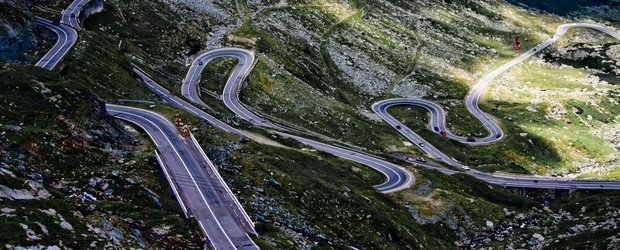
[36,222,49,236]
[1,207,16,213]
[532,233,544,242]
[60,220,74,231]
[266,178,281,188]
[486,220,494,230]
[569,224,587,234]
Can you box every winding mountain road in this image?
[35,0,92,70]
[370,23,620,188]
[374,23,620,149]
[137,63,414,193]
[182,48,275,128]
[34,8,620,247]
[34,1,263,248]
[34,17,78,70]
[61,0,91,30]
[179,24,620,190]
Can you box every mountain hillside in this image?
[1,0,620,249]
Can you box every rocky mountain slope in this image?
[1,0,620,249]
[0,74,201,248]
[0,1,37,62]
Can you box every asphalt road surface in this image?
[106,104,258,250]
[30,12,620,248]
[182,48,275,128]
[61,0,91,30]
[35,0,93,70]
[400,157,620,190]
[134,68,244,136]
[178,24,620,190]
[34,17,78,70]
[136,64,415,193]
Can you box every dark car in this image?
[415,157,427,163]
[466,137,476,142]
[433,126,440,132]
[70,14,76,18]
[496,134,501,138]
[198,60,203,65]
[419,143,425,147]
[395,125,401,130]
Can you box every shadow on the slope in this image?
[386,99,566,175]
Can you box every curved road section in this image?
[179,49,414,193]
[375,24,620,161]
[36,0,94,70]
[106,104,258,250]
[179,25,620,190]
[148,62,414,192]
[182,48,275,128]
[34,17,78,70]
[279,132,414,193]
[134,68,244,136]
[61,0,91,30]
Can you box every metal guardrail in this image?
[117,99,155,105]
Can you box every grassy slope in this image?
[3,0,620,248]
[483,28,620,176]
[217,0,577,175]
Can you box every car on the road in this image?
[419,142,425,147]
[415,157,427,163]
[433,126,440,132]
[53,20,61,26]
[395,125,401,130]
[461,165,471,171]
[466,137,476,142]
[495,134,501,138]
[70,14,76,18]
[198,60,203,65]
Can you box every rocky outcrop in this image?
[0,1,36,62]
[0,181,51,200]
[328,41,397,96]
[392,77,430,98]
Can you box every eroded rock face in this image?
[0,1,36,62]
[392,77,429,98]
[605,44,620,61]
[328,41,396,96]
[0,184,48,200]
[158,0,232,22]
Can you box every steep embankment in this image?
[0,1,37,62]
[0,72,202,248]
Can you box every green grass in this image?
[203,132,448,249]
[482,47,620,175]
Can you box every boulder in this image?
[486,220,494,229]
[532,233,544,242]
[569,224,587,234]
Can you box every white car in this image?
[461,165,471,171]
